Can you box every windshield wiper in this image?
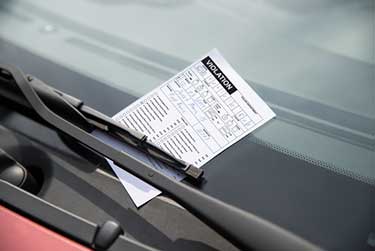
[0,64,321,251]
[0,67,203,180]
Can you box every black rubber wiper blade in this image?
[79,104,203,180]
[0,65,322,251]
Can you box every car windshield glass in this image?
[0,0,374,186]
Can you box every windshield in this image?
[0,0,374,186]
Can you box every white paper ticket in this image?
[98,49,275,207]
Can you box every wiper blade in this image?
[0,65,321,251]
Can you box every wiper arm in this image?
[0,65,321,251]
[0,68,203,180]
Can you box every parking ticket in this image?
[98,49,275,207]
